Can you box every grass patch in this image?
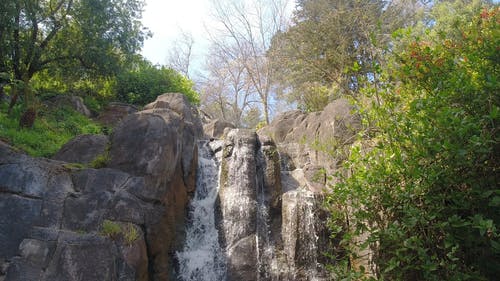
[0,103,102,157]
[100,219,122,239]
[100,220,140,245]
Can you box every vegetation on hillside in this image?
[0,0,199,156]
[0,103,102,157]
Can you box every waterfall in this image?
[176,140,226,281]
[177,131,330,281]
[282,189,322,281]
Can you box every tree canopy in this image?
[0,0,150,121]
[0,0,148,82]
[269,0,428,112]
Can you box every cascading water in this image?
[177,131,330,281]
[176,140,226,281]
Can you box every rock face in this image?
[97,102,139,128]
[203,119,236,138]
[0,93,201,281]
[52,134,108,165]
[209,99,360,280]
[215,128,333,281]
[218,129,260,281]
[1,96,360,281]
[259,98,361,189]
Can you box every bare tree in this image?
[200,42,259,127]
[166,30,194,78]
[206,0,291,124]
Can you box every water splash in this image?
[176,140,226,281]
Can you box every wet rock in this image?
[219,129,259,279]
[226,235,258,281]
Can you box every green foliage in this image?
[124,223,139,245]
[269,0,426,111]
[100,220,122,239]
[328,4,499,280]
[0,0,148,119]
[90,151,110,169]
[100,220,139,245]
[115,59,199,106]
[0,103,102,157]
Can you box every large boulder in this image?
[203,119,235,138]
[52,134,108,165]
[1,93,203,281]
[97,102,138,128]
[259,98,361,191]
[0,142,147,281]
[107,93,202,280]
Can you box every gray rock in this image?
[4,257,42,281]
[143,93,203,136]
[97,102,138,128]
[52,134,108,165]
[109,109,182,190]
[48,95,91,117]
[203,119,236,138]
[42,233,120,281]
[0,194,42,259]
[259,98,361,190]
[226,235,258,281]
[1,93,201,280]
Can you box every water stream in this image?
[176,140,226,281]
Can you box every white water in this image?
[176,141,226,281]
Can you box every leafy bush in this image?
[328,6,499,280]
[115,60,199,106]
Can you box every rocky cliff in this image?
[1,96,361,281]
[0,93,202,281]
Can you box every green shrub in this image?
[328,5,499,280]
[115,60,199,106]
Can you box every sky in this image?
[141,0,212,68]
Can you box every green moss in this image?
[62,163,86,170]
[90,151,110,169]
[100,220,139,245]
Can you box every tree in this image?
[206,0,291,124]
[328,2,499,279]
[199,42,259,127]
[269,0,429,111]
[0,0,149,119]
[115,58,199,106]
[167,30,194,78]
